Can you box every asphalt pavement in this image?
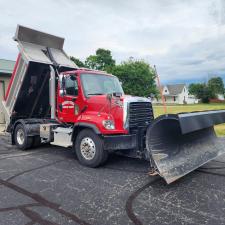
[0,134,225,225]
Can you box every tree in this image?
[85,48,115,71]
[200,85,212,103]
[70,56,85,67]
[189,76,224,103]
[189,83,205,98]
[111,59,158,97]
[189,83,212,103]
[208,77,224,98]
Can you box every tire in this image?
[100,151,109,166]
[32,136,41,148]
[75,129,105,167]
[14,124,33,150]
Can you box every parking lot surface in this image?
[0,135,225,225]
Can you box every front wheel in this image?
[14,124,33,150]
[75,129,106,167]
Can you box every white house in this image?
[153,84,199,104]
[217,94,225,100]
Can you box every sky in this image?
[0,0,225,84]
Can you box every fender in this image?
[71,122,101,142]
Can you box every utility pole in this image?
[154,65,167,114]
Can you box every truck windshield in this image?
[80,73,124,96]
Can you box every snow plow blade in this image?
[146,110,225,184]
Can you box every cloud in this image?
[0,0,225,83]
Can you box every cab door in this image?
[57,74,81,123]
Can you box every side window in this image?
[65,75,78,96]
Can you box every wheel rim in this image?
[17,128,25,145]
[80,137,96,160]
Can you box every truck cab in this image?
[57,70,125,133]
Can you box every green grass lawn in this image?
[152,103,225,136]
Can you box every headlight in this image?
[102,120,115,130]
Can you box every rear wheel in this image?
[14,124,33,150]
[75,129,105,167]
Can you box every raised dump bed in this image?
[2,25,77,128]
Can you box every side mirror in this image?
[62,75,66,89]
[113,92,122,98]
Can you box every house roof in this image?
[164,84,186,95]
[0,59,15,74]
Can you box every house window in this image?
[174,96,176,102]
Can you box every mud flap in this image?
[146,111,225,184]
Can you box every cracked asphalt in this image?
[1,134,225,225]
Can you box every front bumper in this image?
[103,134,137,151]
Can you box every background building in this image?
[153,84,199,105]
[0,59,15,123]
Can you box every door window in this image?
[65,75,78,96]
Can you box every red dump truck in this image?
[2,25,225,184]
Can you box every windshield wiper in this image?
[88,93,104,96]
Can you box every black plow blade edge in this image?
[146,111,225,184]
